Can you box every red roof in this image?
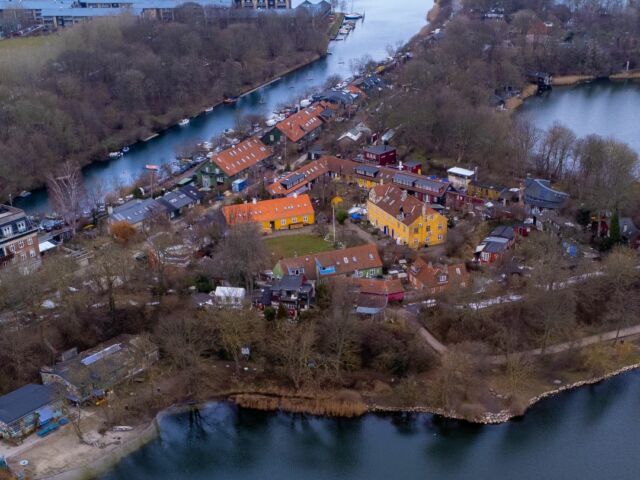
[356,278,404,296]
[276,105,324,142]
[409,257,469,291]
[211,137,272,177]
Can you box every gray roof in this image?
[111,198,166,225]
[524,178,569,209]
[273,274,305,291]
[490,226,515,240]
[620,217,640,242]
[281,173,305,189]
[482,239,510,254]
[157,189,197,212]
[0,384,56,425]
[355,165,380,176]
[364,145,395,155]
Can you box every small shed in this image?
[214,286,246,308]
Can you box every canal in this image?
[100,370,640,480]
[16,0,433,214]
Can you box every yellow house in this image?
[467,180,507,201]
[367,184,447,248]
[222,194,315,233]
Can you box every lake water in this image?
[16,0,432,213]
[100,370,640,480]
[519,79,640,154]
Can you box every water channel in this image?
[16,0,433,213]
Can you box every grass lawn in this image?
[0,35,50,52]
[265,233,333,260]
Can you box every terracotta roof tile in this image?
[276,105,324,142]
[222,194,315,226]
[211,137,272,177]
[267,158,330,196]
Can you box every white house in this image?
[447,167,475,191]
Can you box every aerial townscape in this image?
[0,0,640,478]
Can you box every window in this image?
[17,221,26,232]
[30,249,36,258]
[280,219,286,226]
[413,227,419,234]
[482,252,490,261]
[18,240,24,249]
[438,224,443,230]
[428,215,434,221]
[27,237,33,246]
[438,275,447,283]
[438,234,443,241]
[291,217,297,224]
[1,226,12,237]
[426,225,431,232]
[9,244,16,253]
[303,216,308,222]
[20,252,26,261]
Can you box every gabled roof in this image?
[277,244,382,281]
[323,156,450,197]
[410,257,469,290]
[111,198,166,225]
[157,189,198,212]
[211,137,272,177]
[267,159,330,196]
[276,105,324,142]
[490,225,515,241]
[222,194,315,226]
[0,384,56,425]
[524,178,569,209]
[356,278,403,296]
[364,144,396,155]
[368,184,433,226]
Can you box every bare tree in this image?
[47,161,86,234]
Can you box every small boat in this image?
[339,27,350,35]
[204,106,214,112]
[344,12,363,20]
[178,118,190,127]
[121,146,130,153]
[223,96,239,105]
[18,190,31,198]
[300,99,311,108]
[108,151,123,159]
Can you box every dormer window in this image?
[2,225,12,237]
[438,274,447,283]
[17,221,26,232]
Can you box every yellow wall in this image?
[366,201,447,248]
[260,213,315,233]
[468,184,502,201]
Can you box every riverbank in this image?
[507,71,640,111]
[4,42,328,205]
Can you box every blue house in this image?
[0,384,61,443]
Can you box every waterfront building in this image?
[233,0,290,9]
[0,0,233,30]
[40,335,159,403]
[0,204,41,272]
[523,178,569,212]
[0,384,62,443]
[367,184,448,248]
[222,194,315,233]
[198,137,273,188]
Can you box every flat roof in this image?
[447,167,475,177]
